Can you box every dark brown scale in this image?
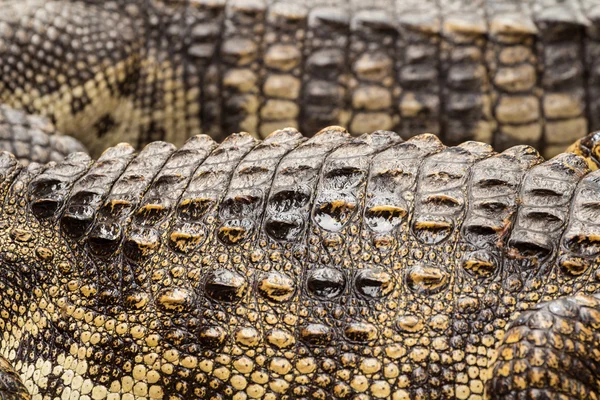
[204,269,248,303]
[122,227,161,262]
[196,326,228,348]
[306,267,346,299]
[87,142,176,257]
[28,152,93,219]
[60,144,136,238]
[256,271,296,303]
[343,321,378,342]
[405,264,450,294]
[299,323,335,346]
[354,268,393,298]
[155,287,196,313]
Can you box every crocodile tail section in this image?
[439,0,492,145]
[347,4,399,135]
[396,0,442,138]
[533,0,589,158]
[583,0,600,133]
[0,1,144,156]
[220,0,267,137]
[486,1,541,152]
[258,2,308,138]
[301,4,351,134]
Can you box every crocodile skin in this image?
[0,0,599,159]
[0,105,85,166]
[1,126,600,399]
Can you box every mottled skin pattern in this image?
[1,0,600,159]
[0,126,599,399]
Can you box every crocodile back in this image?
[1,128,600,398]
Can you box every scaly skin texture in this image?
[0,105,86,166]
[1,126,600,399]
[1,0,600,159]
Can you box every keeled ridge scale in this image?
[170,131,258,254]
[302,130,402,349]
[558,169,600,277]
[28,151,93,220]
[60,143,137,238]
[506,152,591,271]
[217,127,306,246]
[86,141,176,258]
[364,133,445,241]
[123,134,218,263]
